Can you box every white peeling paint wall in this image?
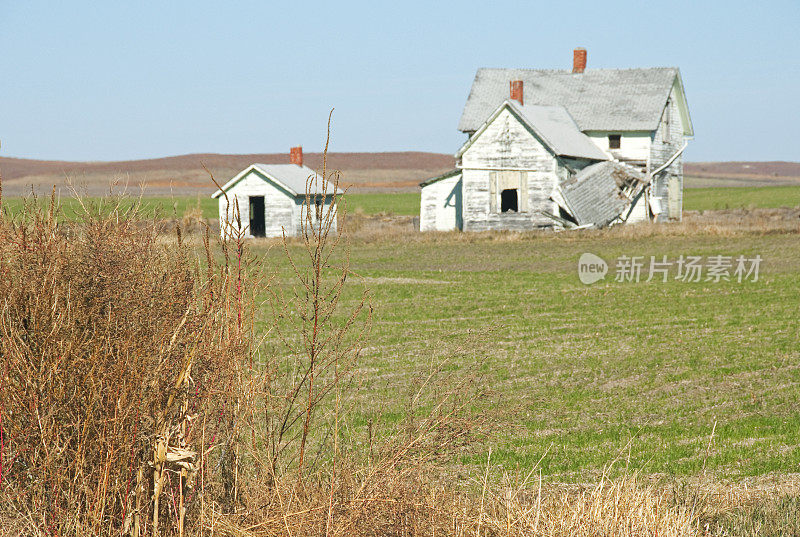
[420,174,462,231]
[460,108,561,231]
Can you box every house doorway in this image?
[249,196,265,237]
[501,189,518,212]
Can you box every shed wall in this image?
[293,196,338,236]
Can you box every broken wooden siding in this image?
[420,173,462,231]
[649,85,685,220]
[460,108,561,231]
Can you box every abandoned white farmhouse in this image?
[212,147,341,238]
[421,48,693,232]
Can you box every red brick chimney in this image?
[289,146,303,166]
[573,48,587,73]
[510,80,524,105]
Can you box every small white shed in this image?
[211,148,342,238]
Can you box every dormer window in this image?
[608,134,621,150]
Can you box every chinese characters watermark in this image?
[578,253,762,285]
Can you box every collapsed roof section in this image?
[550,161,649,228]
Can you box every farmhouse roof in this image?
[212,163,342,198]
[455,101,609,161]
[458,67,691,134]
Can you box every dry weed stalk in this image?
[199,116,491,536]
[264,112,371,486]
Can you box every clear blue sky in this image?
[1,0,797,162]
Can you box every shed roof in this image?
[455,101,609,161]
[458,67,689,134]
[212,163,343,198]
[419,169,461,188]
[558,161,647,227]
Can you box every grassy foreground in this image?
[3,191,799,534]
[256,228,800,480]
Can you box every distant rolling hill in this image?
[684,161,800,187]
[0,152,456,196]
[1,152,798,196]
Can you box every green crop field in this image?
[345,185,800,216]
[345,185,800,215]
[254,230,800,480]
[683,184,800,212]
[0,195,217,219]
[0,193,419,218]
[3,184,799,219]
[343,192,420,216]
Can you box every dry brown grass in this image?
[199,472,742,537]
[333,206,800,245]
[0,192,252,535]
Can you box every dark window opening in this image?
[249,196,265,237]
[608,134,621,149]
[501,189,518,213]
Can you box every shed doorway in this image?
[249,196,265,237]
